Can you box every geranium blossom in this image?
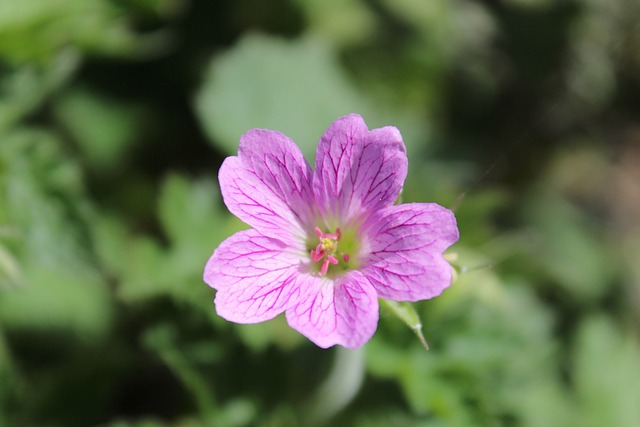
[204,114,459,348]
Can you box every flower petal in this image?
[204,229,306,323]
[361,203,459,301]
[285,271,379,349]
[219,129,314,242]
[313,114,408,224]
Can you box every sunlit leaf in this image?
[195,33,372,161]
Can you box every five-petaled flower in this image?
[203,114,459,348]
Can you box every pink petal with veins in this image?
[361,203,459,301]
[219,129,314,243]
[313,114,408,223]
[204,229,306,323]
[285,271,379,349]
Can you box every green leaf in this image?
[0,129,112,337]
[523,191,614,302]
[143,324,217,417]
[292,0,377,46]
[380,299,430,349]
[0,0,165,65]
[0,52,79,135]
[0,268,113,338]
[115,173,245,307]
[53,87,143,171]
[114,235,169,302]
[157,173,232,248]
[195,33,372,161]
[574,316,640,427]
[0,130,95,280]
[233,316,303,352]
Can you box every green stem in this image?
[305,346,365,426]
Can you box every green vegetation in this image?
[1,0,639,425]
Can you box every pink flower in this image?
[203,114,459,349]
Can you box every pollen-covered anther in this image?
[321,237,336,253]
[311,227,347,275]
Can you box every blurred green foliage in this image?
[1,0,639,426]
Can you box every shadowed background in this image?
[1,0,640,426]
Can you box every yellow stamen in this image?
[320,237,336,253]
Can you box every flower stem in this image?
[305,346,365,425]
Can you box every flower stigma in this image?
[310,226,351,276]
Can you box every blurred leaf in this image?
[158,174,233,249]
[110,226,212,308]
[368,247,571,426]
[0,129,112,336]
[381,0,453,48]
[0,51,79,135]
[233,315,303,352]
[563,36,615,116]
[293,0,376,46]
[115,174,244,308]
[158,174,247,290]
[382,0,496,66]
[366,339,474,425]
[447,187,510,246]
[159,174,244,300]
[195,33,372,161]
[0,0,167,65]
[507,381,576,427]
[523,191,614,302]
[53,86,143,171]
[0,268,112,338]
[90,214,131,280]
[574,316,640,427]
[427,246,501,318]
[114,234,169,302]
[0,130,95,279]
[143,324,217,418]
